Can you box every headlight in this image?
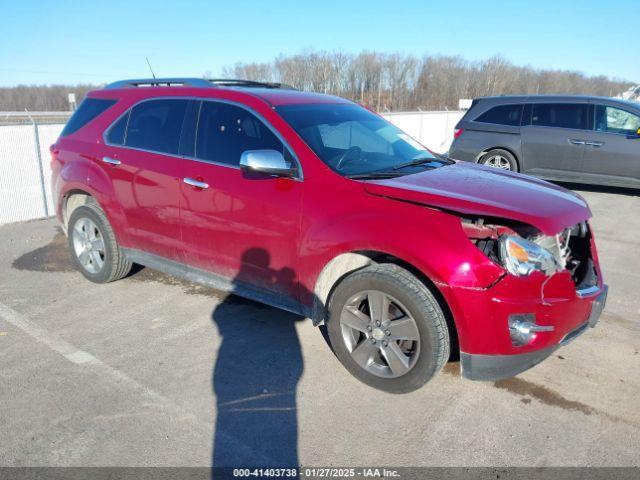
[500,235,562,277]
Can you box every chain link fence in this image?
[0,113,69,225]
[0,110,463,226]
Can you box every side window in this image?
[106,111,129,145]
[474,104,523,126]
[595,105,640,135]
[531,103,588,130]
[196,101,286,166]
[125,99,188,154]
[61,98,116,137]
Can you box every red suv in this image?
[51,78,607,393]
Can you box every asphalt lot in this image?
[0,184,639,468]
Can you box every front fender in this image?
[299,191,504,308]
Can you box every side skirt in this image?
[122,248,311,318]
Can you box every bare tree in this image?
[1,51,634,111]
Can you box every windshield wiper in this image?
[392,158,442,171]
[346,172,402,180]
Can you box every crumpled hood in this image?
[363,161,591,235]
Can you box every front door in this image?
[521,102,590,182]
[179,100,303,306]
[580,104,640,188]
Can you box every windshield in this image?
[276,103,452,177]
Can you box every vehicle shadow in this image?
[211,248,307,471]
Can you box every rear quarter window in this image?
[60,98,117,137]
[474,104,523,126]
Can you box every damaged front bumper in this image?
[459,284,607,381]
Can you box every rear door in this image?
[101,98,190,260]
[520,102,590,181]
[580,103,640,187]
[178,100,303,306]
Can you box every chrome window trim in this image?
[102,96,304,181]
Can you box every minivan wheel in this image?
[68,204,132,283]
[327,264,450,393]
[480,149,518,172]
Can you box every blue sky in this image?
[0,0,638,86]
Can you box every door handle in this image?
[183,177,209,189]
[569,139,586,146]
[584,141,604,147]
[102,156,121,165]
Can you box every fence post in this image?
[28,113,50,217]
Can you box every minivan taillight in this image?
[453,128,464,139]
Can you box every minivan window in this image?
[531,103,588,130]
[474,104,522,126]
[61,98,116,137]
[125,99,188,154]
[195,101,286,166]
[595,105,640,135]
[106,111,129,145]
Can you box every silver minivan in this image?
[449,95,640,188]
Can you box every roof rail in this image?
[103,78,214,89]
[103,77,297,90]
[208,78,296,90]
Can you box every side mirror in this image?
[626,127,640,139]
[239,149,297,177]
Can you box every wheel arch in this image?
[312,250,459,358]
[61,189,98,234]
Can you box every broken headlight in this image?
[500,235,562,277]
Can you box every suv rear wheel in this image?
[480,148,518,172]
[68,204,132,283]
[327,264,450,393]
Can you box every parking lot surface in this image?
[0,185,639,467]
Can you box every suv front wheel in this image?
[327,264,450,393]
[68,204,133,283]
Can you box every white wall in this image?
[0,110,463,225]
[381,110,464,154]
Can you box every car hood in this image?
[363,162,591,235]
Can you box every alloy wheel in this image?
[340,290,420,378]
[72,217,106,274]
[484,154,512,170]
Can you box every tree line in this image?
[1,51,634,112]
[222,51,634,111]
[0,84,96,112]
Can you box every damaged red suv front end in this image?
[364,161,607,380]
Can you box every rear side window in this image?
[474,104,523,126]
[125,99,188,154]
[61,98,116,137]
[531,103,588,130]
[196,101,286,166]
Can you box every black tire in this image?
[327,264,450,393]
[479,148,519,172]
[67,204,132,283]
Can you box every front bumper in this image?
[460,285,608,381]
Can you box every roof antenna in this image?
[146,57,156,79]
